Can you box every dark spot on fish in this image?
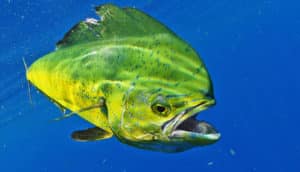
[156,58,161,65]
[127,112,133,119]
[166,94,187,99]
[141,59,146,64]
[63,98,71,104]
[85,64,92,70]
[173,101,186,108]
[154,40,160,46]
[134,64,140,69]
[163,63,170,71]
[71,72,79,80]
[101,83,112,96]
[150,88,162,95]
[99,97,108,116]
[185,47,190,53]
[78,87,91,100]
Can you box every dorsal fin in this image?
[56,4,176,49]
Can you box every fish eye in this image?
[151,103,171,116]
[156,105,166,112]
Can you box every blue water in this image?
[0,0,299,171]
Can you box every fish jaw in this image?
[162,98,220,147]
[115,97,221,153]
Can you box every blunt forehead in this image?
[124,36,212,97]
[133,72,213,97]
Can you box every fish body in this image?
[26,4,220,152]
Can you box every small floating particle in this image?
[230,148,236,156]
[207,161,214,166]
[2,144,7,151]
[101,159,107,164]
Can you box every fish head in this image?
[107,65,220,152]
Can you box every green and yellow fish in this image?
[26,4,220,152]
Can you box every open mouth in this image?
[162,101,221,144]
[171,116,220,141]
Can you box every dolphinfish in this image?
[26,4,220,152]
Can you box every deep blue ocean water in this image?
[0,0,299,171]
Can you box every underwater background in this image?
[0,0,299,171]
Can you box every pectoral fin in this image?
[71,127,113,141]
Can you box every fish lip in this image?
[162,99,220,141]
